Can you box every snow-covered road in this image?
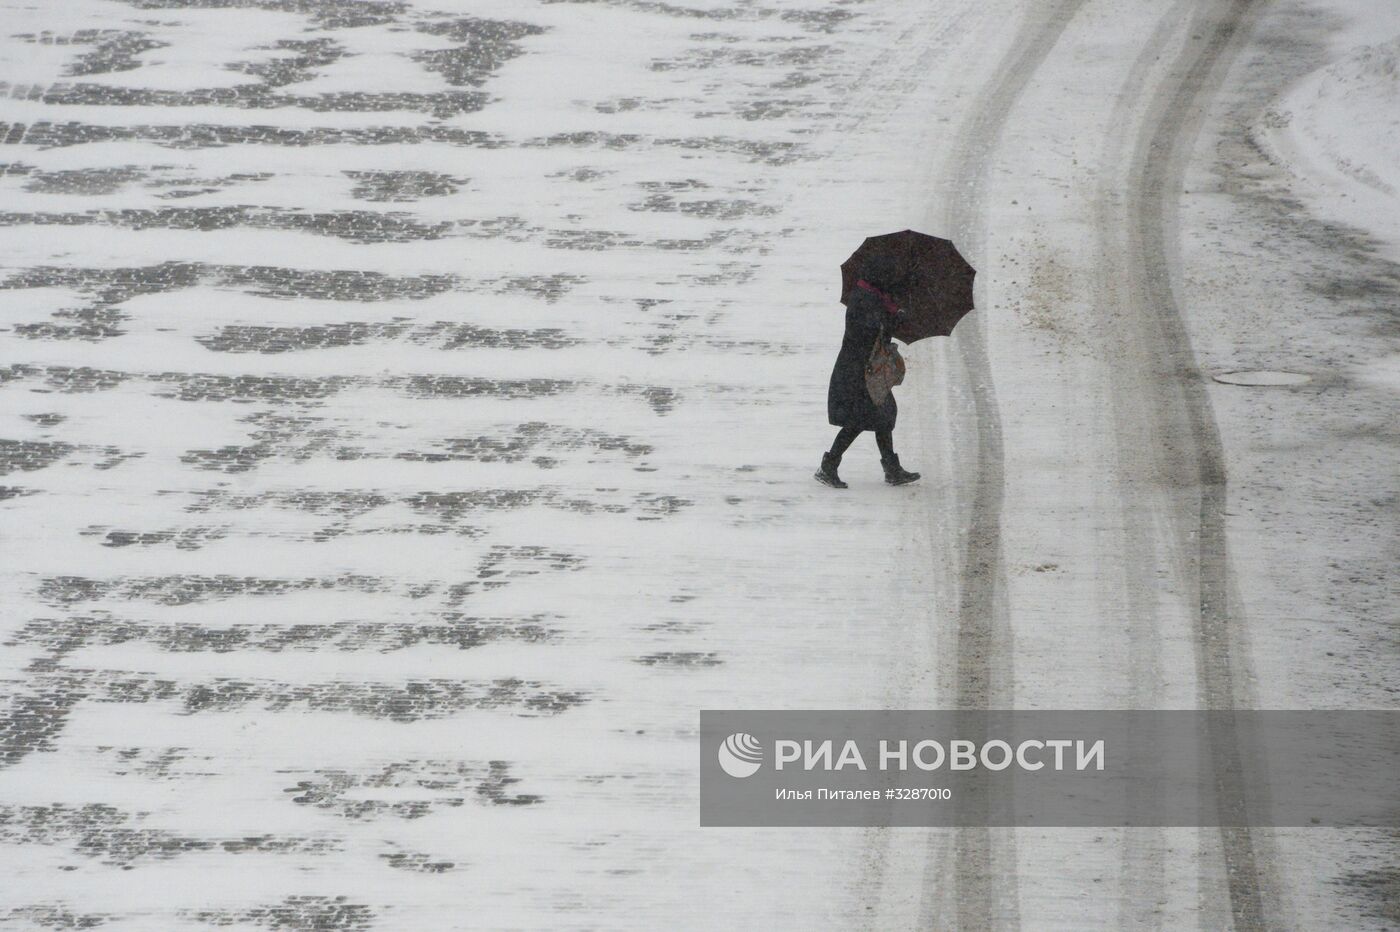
[2,0,1396,929]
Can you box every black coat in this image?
[827,287,900,431]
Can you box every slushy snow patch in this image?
[1260,35,1400,245]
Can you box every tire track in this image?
[834,8,986,924]
[1100,0,1277,927]
[925,3,1086,928]
[1093,4,1196,927]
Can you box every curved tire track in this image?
[931,0,1278,927]
[927,3,1087,928]
[1100,0,1277,928]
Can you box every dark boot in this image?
[815,452,847,489]
[881,453,921,486]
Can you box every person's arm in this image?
[853,290,887,331]
[875,303,908,344]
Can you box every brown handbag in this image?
[865,335,906,404]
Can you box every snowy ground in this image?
[0,0,1396,929]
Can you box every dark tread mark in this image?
[1123,2,1271,927]
[936,3,1089,928]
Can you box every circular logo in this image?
[718,732,763,778]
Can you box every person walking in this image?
[817,254,921,488]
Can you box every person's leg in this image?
[874,428,894,460]
[817,427,860,488]
[830,427,862,457]
[877,428,920,485]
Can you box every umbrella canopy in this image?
[840,230,976,344]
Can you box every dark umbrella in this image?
[840,229,976,344]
